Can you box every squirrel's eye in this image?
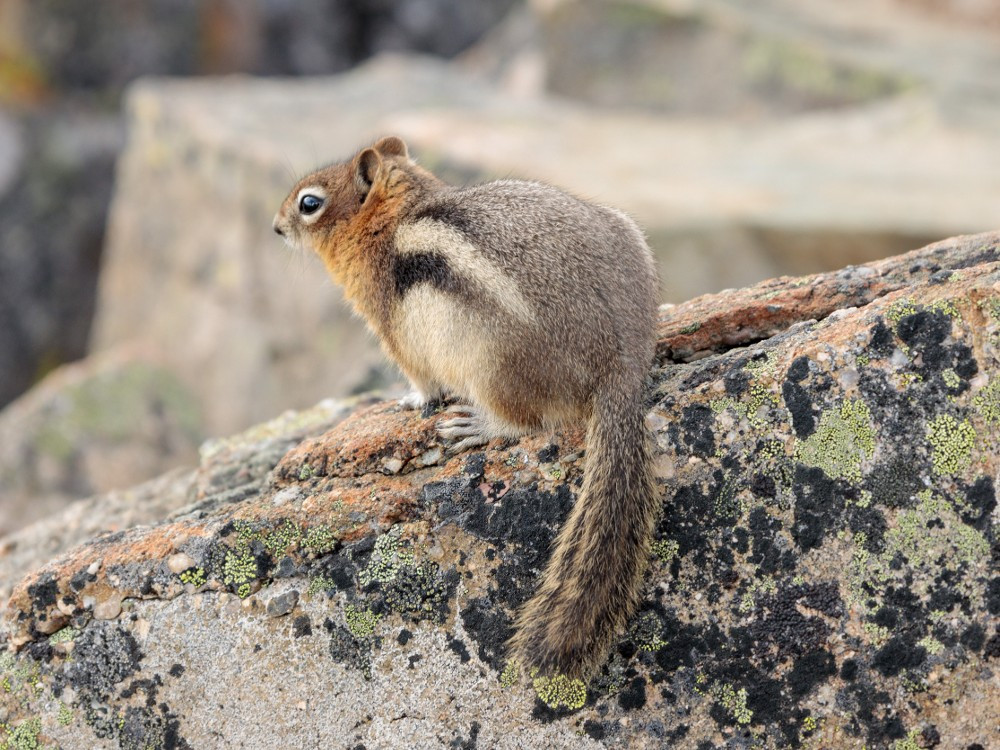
[299,194,324,215]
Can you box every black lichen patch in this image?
[897,310,978,384]
[450,480,576,613]
[680,404,716,457]
[747,507,794,575]
[785,650,836,699]
[617,677,647,710]
[583,720,608,740]
[865,457,923,511]
[961,476,996,532]
[786,356,810,383]
[65,622,142,700]
[119,704,188,750]
[311,553,359,591]
[379,561,457,623]
[792,466,847,552]
[460,597,513,671]
[70,566,98,592]
[872,636,927,677]
[867,321,895,358]
[782,380,817,439]
[536,443,559,463]
[746,583,840,661]
[447,635,472,663]
[325,618,374,680]
[293,615,313,638]
[449,720,480,750]
[986,578,1000,616]
[28,572,60,611]
[847,504,888,553]
[168,663,185,678]
[959,623,986,652]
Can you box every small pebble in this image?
[167,553,196,574]
[381,457,404,474]
[266,590,299,618]
[93,595,122,621]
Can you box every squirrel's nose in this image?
[272,216,284,236]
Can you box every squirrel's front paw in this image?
[398,390,427,410]
[437,405,493,454]
[400,390,447,418]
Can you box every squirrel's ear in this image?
[373,136,409,160]
[355,148,382,200]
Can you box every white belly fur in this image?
[394,286,491,404]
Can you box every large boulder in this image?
[0,347,203,537]
[1,232,997,748]
[515,0,1000,120]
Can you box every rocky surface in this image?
[1,231,997,748]
[0,347,203,537]
[521,0,1000,121]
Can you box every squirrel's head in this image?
[272,135,417,254]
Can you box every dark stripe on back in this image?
[412,202,479,240]
[393,252,461,298]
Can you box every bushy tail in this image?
[509,372,659,679]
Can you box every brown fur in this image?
[274,137,661,679]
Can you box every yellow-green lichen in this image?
[887,491,986,567]
[886,298,918,328]
[801,715,819,734]
[302,524,339,554]
[344,604,381,638]
[679,322,701,335]
[265,518,303,554]
[57,702,73,726]
[532,674,587,711]
[651,539,679,563]
[48,626,78,644]
[973,378,1000,425]
[307,575,336,596]
[499,660,520,689]
[757,440,784,462]
[926,414,975,475]
[941,368,961,390]
[853,490,872,509]
[893,729,922,750]
[631,611,668,652]
[928,298,960,319]
[179,567,206,587]
[739,576,777,613]
[917,635,945,656]
[715,683,753,726]
[744,352,777,378]
[795,399,875,482]
[222,551,257,597]
[856,353,870,368]
[0,716,42,750]
[359,528,415,587]
[863,622,890,646]
[711,384,780,430]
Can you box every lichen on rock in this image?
[1,231,999,748]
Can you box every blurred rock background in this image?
[1,0,999,534]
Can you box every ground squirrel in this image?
[273,136,660,679]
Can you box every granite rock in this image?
[2,232,997,748]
